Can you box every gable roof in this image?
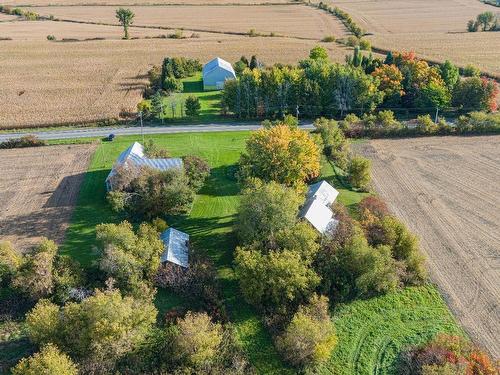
[299,197,339,234]
[105,142,183,188]
[306,180,339,207]
[202,57,235,76]
[160,228,189,268]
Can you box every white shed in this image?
[105,142,183,191]
[160,228,189,268]
[306,180,339,207]
[202,57,236,91]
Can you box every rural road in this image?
[0,122,314,141]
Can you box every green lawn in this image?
[159,73,224,123]
[58,132,462,374]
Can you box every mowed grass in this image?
[324,285,464,375]
[60,131,462,374]
[160,73,224,123]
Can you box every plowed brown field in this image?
[359,136,500,357]
[0,144,96,251]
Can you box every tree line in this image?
[221,46,499,120]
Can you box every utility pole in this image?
[434,107,439,124]
[139,111,144,143]
[160,102,164,125]
[296,104,299,121]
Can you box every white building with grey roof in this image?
[299,180,339,234]
[105,142,183,191]
[202,57,236,91]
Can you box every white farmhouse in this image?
[160,227,189,268]
[105,142,183,191]
[202,57,236,91]
[299,180,340,234]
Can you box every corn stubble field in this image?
[0,2,351,129]
[325,0,500,76]
[359,136,500,358]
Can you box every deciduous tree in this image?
[12,344,78,375]
[115,8,134,39]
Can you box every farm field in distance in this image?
[0,37,352,129]
[358,135,500,357]
[327,0,500,76]
[0,143,95,252]
[0,1,353,129]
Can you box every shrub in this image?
[107,167,195,219]
[173,312,223,368]
[467,19,479,31]
[185,95,201,117]
[163,76,183,93]
[359,38,371,51]
[462,64,481,77]
[346,35,359,47]
[415,114,438,134]
[143,139,170,158]
[235,247,320,313]
[26,289,157,370]
[321,35,335,42]
[168,29,184,39]
[12,344,78,375]
[348,156,371,191]
[12,239,57,300]
[182,155,210,191]
[46,34,56,41]
[0,241,22,285]
[96,221,163,296]
[309,45,329,60]
[313,117,350,170]
[276,295,337,368]
[0,135,46,149]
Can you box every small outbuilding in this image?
[105,142,183,191]
[160,227,189,268]
[202,57,236,91]
[299,180,339,234]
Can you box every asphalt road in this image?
[0,122,314,141]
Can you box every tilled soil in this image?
[0,144,95,251]
[358,135,500,357]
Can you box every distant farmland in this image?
[0,2,351,129]
[328,0,500,76]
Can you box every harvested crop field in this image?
[0,20,169,40]
[3,0,295,4]
[0,38,351,129]
[327,0,500,76]
[358,136,500,357]
[0,144,96,251]
[30,4,347,39]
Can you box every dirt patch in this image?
[358,136,500,357]
[0,144,96,251]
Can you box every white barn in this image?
[160,228,189,268]
[202,57,236,91]
[105,142,183,191]
[299,180,339,234]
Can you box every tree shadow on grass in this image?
[182,79,203,93]
[198,165,239,197]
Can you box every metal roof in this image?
[306,180,339,207]
[202,57,236,76]
[105,142,183,188]
[299,197,338,234]
[160,228,189,268]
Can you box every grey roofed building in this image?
[202,57,236,91]
[306,180,339,207]
[160,227,189,268]
[299,180,339,234]
[105,142,183,191]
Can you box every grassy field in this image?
[158,73,223,122]
[57,131,462,374]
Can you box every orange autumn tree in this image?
[372,64,404,98]
[239,124,320,187]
